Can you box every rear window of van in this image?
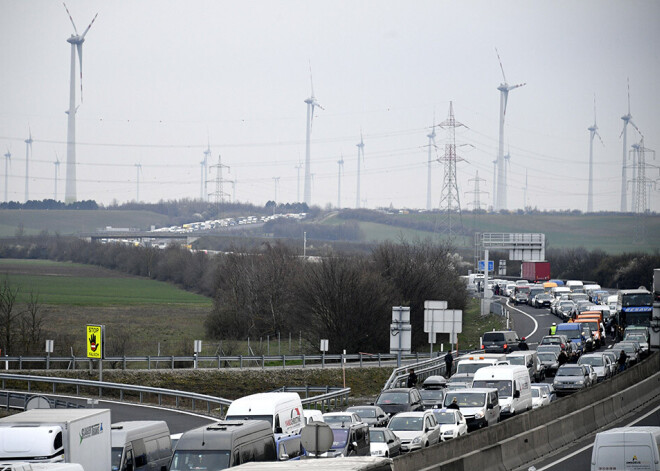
[483,333,505,342]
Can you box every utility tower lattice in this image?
[465,171,488,211]
[356,133,364,208]
[201,138,211,201]
[426,117,437,210]
[628,139,658,243]
[437,101,466,238]
[210,154,231,205]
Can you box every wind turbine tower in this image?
[294,161,303,202]
[426,118,437,210]
[356,132,364,208]
[587,96,604,213]
[201,139,211,201]
[63,3,98,204]
[54,155,61,201]
[337,155,344,209]
[303,68,323,206]
[3,149,11,203]
[272,177,280,204]
[24,128,33,202]
[495,48,525,211]
[620,79,642,212]
[135,164,142,202]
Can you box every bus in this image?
[616,288,653,329]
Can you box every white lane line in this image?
[506,300,538,339]
[531,402,660,471]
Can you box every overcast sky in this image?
[1,0,659,212]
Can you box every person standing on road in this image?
[445,351,454,378]
[549,323,557,335]
[557,350,568,366]
[518,337,529,350]
[618,349,628,372]
[407,368,418,388]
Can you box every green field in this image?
[0,259,212,306]
[329,212,660,253]
[0,209,170,237]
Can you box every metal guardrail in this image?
[0,352,433,370]
[0,391,85,411]
[0,374,351,416]
[383,353,450,390]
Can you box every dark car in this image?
[419,388,445,410]
[346,405,389,427]
[537,351,560,376]
[481,330,519,353]
[374,388,423,417]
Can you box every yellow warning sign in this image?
[86,325,104,359]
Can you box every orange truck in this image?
[576,311,605,348]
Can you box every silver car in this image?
[578,353,613,382]
[553,364,593,395]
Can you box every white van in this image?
[442,388,500,431]
[566,280,584,292]
[505,351,543,382]
[111,421,171,471]
[591,427,660,471]
[225,393,304,435]
[551,286,572,298]
[471,365,532,417]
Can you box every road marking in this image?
[506,300,538,339]
[531,402,660,471]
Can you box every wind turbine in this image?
[24,128,33,202]
[54,154,61,201]
[201,137,211,201]
[294,161,303,202]
[587,95,604,213]
[619,79,643,212]
[356,131,365,208]
[303,65,323,206]
[495,48,525,211]
[272,176,280,204]
[426,116,437,210]
[492,159,497,208]
[337,155,344,209]
[63,3,98,204]
[3,148,11,203]
[135,164,142,202]
[503,146,511,207]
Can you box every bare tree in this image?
[0,279,21,356]
[19,292,46,355]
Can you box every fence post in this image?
[218,355,221,369]
[282,355,285,369]
[171,356,175,369]
[148,356,151,370]
[262,355,265,369]
[378,353,381,367]
[359,353,363,368]
[123,356,127,370]
[240,355,243,369]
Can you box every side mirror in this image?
[351,441,358,449]
[135,455,147,468]
[513,390,520,399]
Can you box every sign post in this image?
[45,340,54,370]
[86,325,105,382]
[194,340,203,369]
[320,339,328,368]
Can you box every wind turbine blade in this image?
[627,77,631,115]
[596,131,604,146]
[309,61,314,97]
[508,82,526,91]
[80,12,98,39]
[77,43,84,102]
[629,120,643,139]
[63,2,79,35]
[495,47,507,83]
[503,93,508,117]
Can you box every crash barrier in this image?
[0,351,433,371]
[0,373,350,417]
[390,352,660,471]
[0,391,85,411]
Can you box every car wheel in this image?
[425,442,429,448]
[385,452,389,458]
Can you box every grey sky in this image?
[1,0,659,211]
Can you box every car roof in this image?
[392,411,429,417]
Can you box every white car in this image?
[387,410,440,452]
[431,409,468,441]
[578,353,613,382]
[321,412,362,426]
[583,364,598,386]
[531,385,551,409]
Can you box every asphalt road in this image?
[502,295,660,471]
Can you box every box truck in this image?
[521,261,551,282]
[0,409,111,471]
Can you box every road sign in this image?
[478,260,494,272]
[86,325,104,359]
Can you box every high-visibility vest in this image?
[550,325,557,334]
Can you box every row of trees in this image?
[0,199,99,210]
[0,280,45,356]
[0,235,467,353]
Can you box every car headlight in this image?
[501,406,510,412]
[412,436,423,444]
[577,380,584,385]
[444,430,454,435]
[474,411,485,419]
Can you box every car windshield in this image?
[225,414,273,426]
[388,416,423,432]
[560,302,574,308]
[624,334,645,342]
[538,353,557,362]
[541,338,561,345]
[579,357,603,367]
[331,428,349,449]
[349,408,376,418]
[557,367,583,376]
[507,357,525,366]
[324,415,352,424]
[369,430,386,442]
[483,333,504,342]
[420,390,444,401]
[531,388,540,398]
[472,380,513,398]
[618,344,636,354]
[170,451,231,471]
[558,329,581,340]
[432,411,457,424]
[111,447,123,471]
[376,392,409,405]
[456,363,490,374]
[443,392,486,408]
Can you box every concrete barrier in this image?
[391,352,660,471]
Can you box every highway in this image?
[505,295,660,471]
